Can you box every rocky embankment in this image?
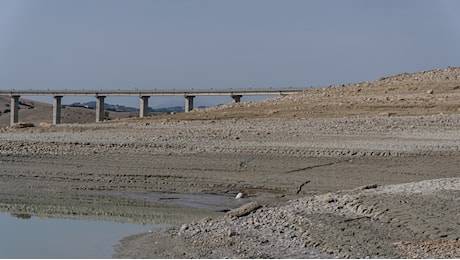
[115,178,460,258]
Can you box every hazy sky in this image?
[1,0,459,107]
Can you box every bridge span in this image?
[1,88,305,126]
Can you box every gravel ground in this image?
[2,114,460,157]
[115,177,460,258]
[1,114,460,258]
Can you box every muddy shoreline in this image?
[1,115,460,258]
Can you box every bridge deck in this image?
[0,88,305,97]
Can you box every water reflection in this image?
[0,193,226,225]
[0,212,161,259]
[10,213,32,219]
[0,192,242,258]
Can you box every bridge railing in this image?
[0,87,306,96]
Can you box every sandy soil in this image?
[1,67,460,258]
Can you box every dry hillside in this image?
[0,96,136,128]
[165,67,460,120]
[2,67,460,127]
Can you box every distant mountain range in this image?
[67,101,204,114]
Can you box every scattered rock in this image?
[235,192,244,199]
[39,122,53,128]
[322,194,337,203]
[353,184,378,191]
[394,240,460,258]
[227,229,237,237]
[180,224,188,232]
[379,112,396,117]
[226,201,261,218]
[11,122,35,129]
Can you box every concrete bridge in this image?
[0,88,304,126]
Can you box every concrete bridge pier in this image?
[10,95,20,126]
[96,95,106,122]
[231,95,242,103]
[53,96,62,125]
[139,96,150,118]
[184,95,195,112]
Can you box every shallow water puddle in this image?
[0,212,162,259]
[122,191,252,211]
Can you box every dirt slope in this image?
[0,96,137,128]
[165,67,460,120]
